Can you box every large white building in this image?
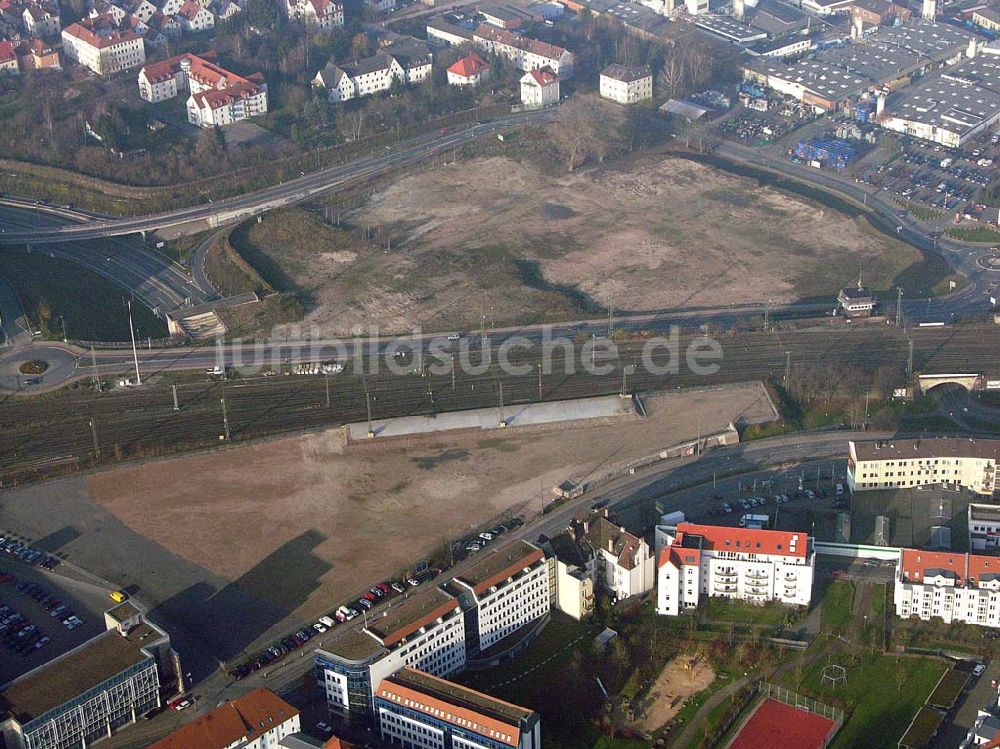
[374,668,541,749]
[519,67,559,109]
[314,541,551,722]
[473,25,573,78]
[0,603,175,749]
[148,689,299,749]
[599,63,653,105]
[896,547,1000,628]
[313,47,431,102]
[656,523,815,616]
[848,438,1000,497]
[61,17,145,76]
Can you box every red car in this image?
[363,592,378,602]
[376,583,391,594]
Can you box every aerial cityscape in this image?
[1,0,1000,744]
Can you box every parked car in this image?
[974,663,987,677]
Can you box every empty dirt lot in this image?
[232,154,921,335]
[0,385,774,664]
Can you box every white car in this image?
[973,663,986,677]
[313,623,327,634]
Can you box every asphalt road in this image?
[0,112,553,246]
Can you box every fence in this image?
[762,682,844,748]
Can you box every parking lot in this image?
[855,131,1000,217]
[0,554,112,685]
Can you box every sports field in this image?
[729,699,836,749]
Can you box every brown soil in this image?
[633,654,716,733]
[85,385,776,634]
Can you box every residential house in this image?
[599,63,653,104]
[62,17,146,75]
[176,0,214,32]
[160,0,185,15]
[121,0,158,22]
[147,11,182,38]
[474,24,573,78]
[896,547,1000,628]
[313,46,430,102]
[447,52,488,85]
[656,523,815,616]
[519,66,558,108]
[90,1,127,24]
[286,0,344,30]
[213,0,241,20]
[147,689,300,749]
[0,39,17,73]
[587,515,656,601]
[538,531,595,620]
[16,37,60,69]
[22,4,59,37]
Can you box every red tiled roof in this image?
[0,40,15,63]
[376,669,525,747]
[474,24,567,61]
[673,522,808,559]
[658,545,701,569]
[63,19,141,48]
[147,689,298,749]
[899,548,1000,587]
[191,80,261,109]
[524,66,557,85]
[177,0,206,19]
[447,53,488,78]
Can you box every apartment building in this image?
[286,0,344,30]
[848,438,1000,496]
[375,668,541,749]
[22,5,58,37]
[539,531,595,621]
[187,81,268,126]
[148,689,300,749]
[0,603,175,749]
[426,17,473,46]
[599,63,653,104]
[62,17,145,75]
[588,516,655,601]
[656,523,815,616]
[473,25,573,78]
[313,47,430,102]
[970,503,1000,554]
[314,587,468,721]
[896,547,1000,627]
[447,540,551,657]
[138,50,264,105]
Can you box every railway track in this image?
[2,325,999,483]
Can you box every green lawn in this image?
[781,652,947,749]
[705,598,789,627]
[0,251,165,342]
[946,226,1000,243]
[821,581,854,636]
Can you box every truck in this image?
[940,157,953,168]
[739,513,770,529]
[660,511,686,526]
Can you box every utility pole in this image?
[59,315,67,343]
[90,346,100,392]
[89,419,100,462]
[324,372,330,408]
[537,363,543,401]
[126,298,141,386]
[172,384,179,411]
[784,351,791,385]
[907,339,914,378]
[895,287,903,327]
[608,300,614,338]
[451,357,456,392]
[220,397,230,441]
[363,377,374,438]
[498,380,506,427]
[763,304,770,333]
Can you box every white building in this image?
[448,540,551,654]
[426,17,473,46]
[286,0,344,30]
[62,18,146,76]
[23,5,60,38]
[187,81,268,126]
[589,516,655,601]
[539,532,595,621]
[315,587,468,721]
[519,67,559,108]
[970,503,1000,553]
[896,547,1000,628]
[599,63,653,105]
[147,689,300,749]
[685,0,709,15]
[374,668,541,749]
[848,438,1000,496]
[313,48,430,102]
[138,51,263,104]
[473,24,573,78]
[175,0,214,32]
[656,523,815,616]
[0,603,175,749]
[447,52,489,86]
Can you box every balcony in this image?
[714,584,737,594]
[715,570,737,581]
[746,571,769,581]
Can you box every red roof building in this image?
[147,689,300,749]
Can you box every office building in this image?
[848,438,1000,496]
[148,689,300,749]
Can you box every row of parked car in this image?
[0,579,85,657]
[457,517,523,557]
[0,536,60,571]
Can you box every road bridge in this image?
[917,373,983,392]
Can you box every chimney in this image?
[608,539,614,552]
[733,0,744,21]
[921,0,935,21]
[851,16,863,39]
[967,38,977,59]
[876,89,886,118]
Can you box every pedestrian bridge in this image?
[917,373,982,393]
